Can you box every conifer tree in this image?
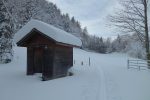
[0,0,13,63]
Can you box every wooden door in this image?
[34,47,43,73]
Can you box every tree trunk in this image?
[143,0,150,68]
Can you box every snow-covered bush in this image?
[110,34,146,59]
[126,41,146,59]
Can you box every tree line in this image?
[0,0,149,63]
[0,0,102,63]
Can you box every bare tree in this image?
[108,0,149,60]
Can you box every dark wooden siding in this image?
[27,47,34,75]
[33,47,43,73]
[42,46,54,79]
[53,45,73,78]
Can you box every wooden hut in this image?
[14,19,82,80]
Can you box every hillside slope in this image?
[0,47,150,100]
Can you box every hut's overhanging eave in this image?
[14,19,82,47]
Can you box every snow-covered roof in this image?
[14,19,82,47]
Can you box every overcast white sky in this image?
[46,0,118,37]
[48,0,121,38]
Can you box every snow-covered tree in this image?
[81,27,90,48]
[108,0,149,60]
[0,0,13,63]
[5,0,111,55]
[105,38,113,53]
[109,33,146,59]
[111,35,127,52]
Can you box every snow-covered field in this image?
[0,47,150,100]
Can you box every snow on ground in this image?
[76,48,150,100]
[0,47,150,100]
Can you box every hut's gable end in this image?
[17,29,56,47]
[14,19,82,47]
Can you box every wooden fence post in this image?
[89,57,91,66]
[81,61,83,66]
[127,59,129,69]
[137,60,140,70]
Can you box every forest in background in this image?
[0,0,146,63]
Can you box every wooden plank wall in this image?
[43,46,54,79]
[27,47,34,75]
[21,31,74,80]
[53,45,73,78]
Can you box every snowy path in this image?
[74,48,150,100]
[73,48,107,100]
[98,54,150,100]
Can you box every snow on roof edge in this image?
[14,19,82,47]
